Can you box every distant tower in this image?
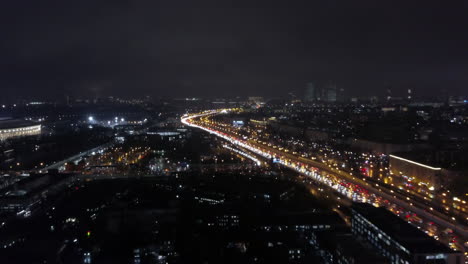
[407,89,412,101]
[304,82,316,102]
[337,88,345,102]
[385,86,392,102]
[326,82,337,102]
[441,89,449,103]
[318,84,325,101]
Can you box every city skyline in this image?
[1,0,468,99]
[1,1,467,263]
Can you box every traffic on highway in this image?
[182,109,468,256]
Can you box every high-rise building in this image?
[326,82,337,102]
[327,85,336,102]
[304,82,316,102]
[305,81,338,102]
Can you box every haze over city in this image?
[0,1,467,264]
[1,0,468,100]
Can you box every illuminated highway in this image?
[181,109,468,254]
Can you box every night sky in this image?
[1,0,467,100]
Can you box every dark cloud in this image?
[1,0,467,100]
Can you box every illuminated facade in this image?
[389,155,468,215]
[0,120,41,141]
[389,154,442,191]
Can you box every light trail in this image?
[223,144,262,166]
[182,111,368,202]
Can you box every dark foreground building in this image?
[352,203,463,264]
[311,231,390,264]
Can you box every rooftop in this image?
[315,231,389,264]
[0,119,39,130]
[352,203,454,254]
